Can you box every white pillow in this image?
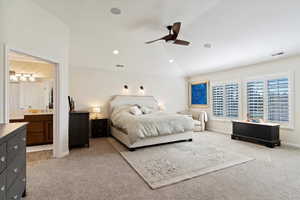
[140,106,152,114]
[129,106,142,116]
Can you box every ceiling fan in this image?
[145,22,190,46]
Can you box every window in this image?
[267,78,289,122]
[212,86,224,117]
[247,81,264,119]
[225,83,239,118]
[212,83,239,118]
[246,76,291,125]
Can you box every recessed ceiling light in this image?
[110,8,121,15]
[113,50,119,55]
[204,43,212,48]
[169,59,174,63]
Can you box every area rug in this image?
[108,137,254,189]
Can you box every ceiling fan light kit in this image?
[146,22,190,46]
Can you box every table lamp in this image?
[92,106,102,119]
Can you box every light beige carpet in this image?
[25,132,300,200]
[109,137,254,189]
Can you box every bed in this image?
[108,95,194,150]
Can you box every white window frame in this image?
[210,80,242,121]
[243,71,294,129]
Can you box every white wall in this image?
[69,68,187,115]
[0,0,69,157]
[188,55,300,147]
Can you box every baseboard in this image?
[54,150,69,158]
[282,142,300,149]
[207,128,231,135]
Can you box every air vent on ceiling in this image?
[110,8,121,15]
[115,64,125,68]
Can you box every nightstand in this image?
[91,118,109,138]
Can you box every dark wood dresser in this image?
[232,120,281,148]
[0,123,27,200]
[69,112,90,148]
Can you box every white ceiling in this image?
[32,0,300,77]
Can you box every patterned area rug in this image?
[108,136,254,189]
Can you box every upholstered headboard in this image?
[108,95,159,115]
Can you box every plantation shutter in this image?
[212,86,224,117]
[267,78,289,122]
[225,83,239,118]
[247,81,264,119]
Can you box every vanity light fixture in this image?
[10,75,18,82]
[19,74,27,82]
[9,71,18,82]
[29,74,35,82]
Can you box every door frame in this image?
[3,45,61,158]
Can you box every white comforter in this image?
[111,105,194,144]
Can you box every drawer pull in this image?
[0,185,5,192]
[13,168,18,173]
[14,145,19,150]
[13,194,18,199]
[0,156,5,162]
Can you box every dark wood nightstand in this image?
[91,118,109,138]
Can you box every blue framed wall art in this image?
[190,81,209,107]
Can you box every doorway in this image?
[4,49,60,156]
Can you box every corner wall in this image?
[188,55,300,147]
[0,0,70,157]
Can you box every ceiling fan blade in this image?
[145,35,172,44]
[172,22,181,36]
[174,40,190,46]
[145,38,163,44]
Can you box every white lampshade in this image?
[92,107,101,113]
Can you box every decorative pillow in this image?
[129,106,142,116]
[140,106,152,114]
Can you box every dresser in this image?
[69,112,90,148]
[0,123,27,200]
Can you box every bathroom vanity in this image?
[10,113,53,146]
